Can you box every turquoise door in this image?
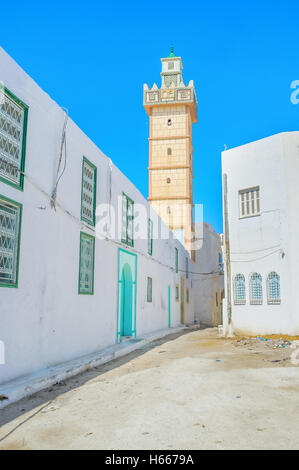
[168,285,171,328]
[120,263,133,336]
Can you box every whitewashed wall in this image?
[0,47,193,385]
[222,132,299,336]
[193,223,224,326]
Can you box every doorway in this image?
[117,249,137,342]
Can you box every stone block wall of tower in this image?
[144,51,197,256]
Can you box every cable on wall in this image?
[51,108,69,210]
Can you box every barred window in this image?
[0,197,22,287]
[267,272,281,304]
[81,157,97,226]
[121,193,134,247]
[0,87,28,189]
[148,218,153,255]
[233,274,246,305]
[147,277,152,302]
[250,273,263,305]
[239,187,260,218]
[79,232,95,294]
[167,148,172,156]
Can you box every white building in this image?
[193,223,224,326]
[222,132,299,336]
[0,47,195,391]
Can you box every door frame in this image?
[180,276,185,324]
[117,248,137,343]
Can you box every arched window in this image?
[267,272,281,304]
[250,273,263,305]
[233,274,246,305]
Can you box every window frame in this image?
[239,186,260,219]
[80,156,97,227]
[0,194,22,288]
[175,247,178,273]
[233,273,246,305]
[78,231,95,295]
[0,86,29,191]
[147,276,152,303]
[148,218,153,256]
[175,284,179,301]
[267,272,281,305]
[121,192,134,247]
[249,272,263,305]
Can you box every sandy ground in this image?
[0,327,299,450]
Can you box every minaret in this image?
[144,48,198,259]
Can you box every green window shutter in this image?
[127,198,134,247]
[79,232,95,294]
[0,87,28,190]
[81,157,97,226]
[175,248,178,273]
[186,257,189,279]
[0,196,22,287]
[148,218,153,255]
[122,193,134,247]
[147,277,152,302]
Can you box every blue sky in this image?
[2,0,299,233]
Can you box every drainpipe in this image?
[223,173,232,334]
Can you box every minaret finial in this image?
[167,46,176,58]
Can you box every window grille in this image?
[147,277,152,302]
[233,274,246,305]
[249,273,263,305]
[79,232,95,294]
[0,197,22,287]
[121,193,134,247]
[81,158,97,226]
[267,272,281,304]
[0,88,28,189]
[239,187,260,218]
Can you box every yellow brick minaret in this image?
[143,48,198,258]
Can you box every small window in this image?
[81,157,97,226]
[175,248,178,273]
[167,206,171,214]
[175,284,179,301]
[239,187,260,218]
[249,273,263,305]
[167,178,171,184]
[167,148,172,156]
[186,288,189,304]
[148,218,153,256]
[168,62,174,70]
[121,193,134,247]
[147,277,152,302]
[78,232,95,295]
[0,87,28,190]
[267,272,281,304]
[167,119,172,126]
[186,257,189,279]
[233,274,246,305]
[0,196,22,287]
[216,292,218,307]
